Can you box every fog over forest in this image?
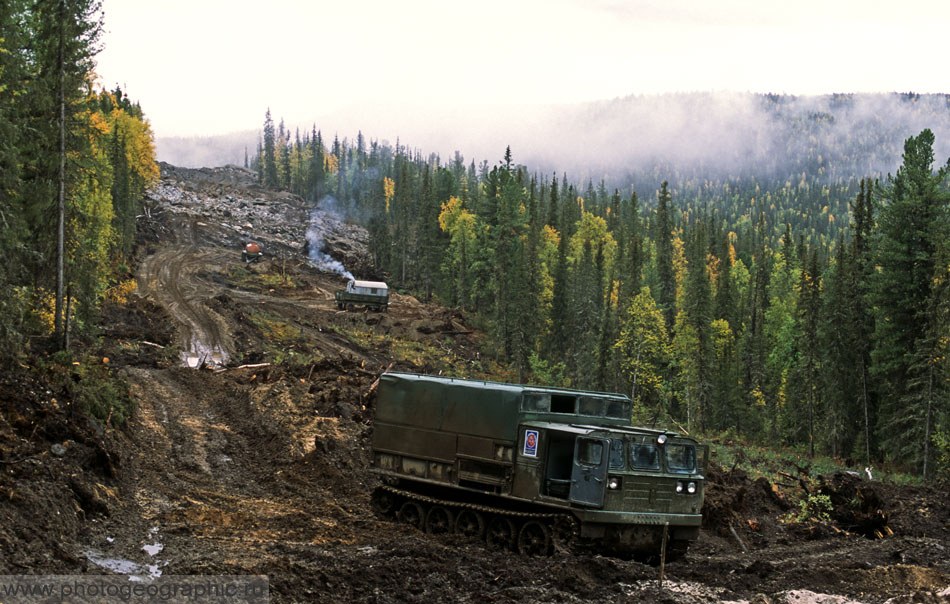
[157,92,950,189]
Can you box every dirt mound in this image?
[818,472,890,538]
[703,464,792,534]
[0,368,126,572]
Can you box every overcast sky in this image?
[95,0,950,139]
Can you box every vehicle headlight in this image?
[675,482,684,493]
[687,481,697,494]
[608,477,621,490]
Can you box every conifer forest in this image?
[250,97,950,479]
[0,0,158,348]
[1,0,948,481]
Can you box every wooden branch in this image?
[658,522,669,588]
[235,363,271,370]
[729,524,749,553]
[671,418,690,435]
[215,363,272,374]
[367,363,395,396]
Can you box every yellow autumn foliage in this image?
[324,154,339,174]
[106,279,138,304]
[383,177,395,212]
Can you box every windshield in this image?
[629,442,660,470]
[666,443,697,473]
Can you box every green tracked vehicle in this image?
[371,372,706,558]
[335,279,389,312]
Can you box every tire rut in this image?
[138,244,233,368]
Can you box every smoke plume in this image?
[305,196,355,282]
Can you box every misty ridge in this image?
[540,92,950,177]
[157,130,257,171]
[157,92,950,191]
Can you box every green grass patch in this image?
[324,321,506,380]
[705,438,922,487]
[228,265,299,289]
[248,310,302,345]
[245,309,325,367]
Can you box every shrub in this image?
[792,493,832,523]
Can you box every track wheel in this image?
[485,516,516,551]
[552,516,580,553]
[454,509,485,539]
[425,505,455,534]
[666,539,690,562]
[517,520,552,556]
[396,501,425,530]
[370,489,397,517]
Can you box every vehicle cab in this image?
[513,421,705,546]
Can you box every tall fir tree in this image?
[871,129,950,476]
[262,109,277,187]
[654,181,676,331]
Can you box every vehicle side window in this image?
[604,399,628,419]
[551,394,576,413]
[522,393,550,412]
[577,439,604,466]
[578,396,603,416]
[608,440,625,470]
[630,444,660,470]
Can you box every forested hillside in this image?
[2,0,948,480]
[250,102,950,479]
[0,1,157,350]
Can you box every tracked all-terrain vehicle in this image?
[335,279,388,312]
[371,372,706,558]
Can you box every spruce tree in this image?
[871,129,950,475]
[619,191,643,307]
[795,248,822,457]
[655,181,675,331]
[262,109,277,187]
[820,235,864,458]
[30,0,103,345]
[681,221,713,431]
[849,180,876,461]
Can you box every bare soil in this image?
[1,165,947,603]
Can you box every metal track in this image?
[378,484,571,521]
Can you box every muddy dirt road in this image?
[1,165,948,603]
[138,245,233,368]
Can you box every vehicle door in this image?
[570,436,609,507]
